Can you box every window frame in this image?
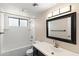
[8,17,28,27]
[20,18,28,27]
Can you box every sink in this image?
[33,42,79,56]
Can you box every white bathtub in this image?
[1,45,32,56]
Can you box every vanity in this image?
[33,41,79,56]
[33,12,78,56]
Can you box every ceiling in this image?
[0,3,56,16]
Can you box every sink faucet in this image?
[53,40,58,48]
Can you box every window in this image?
[20,19,27,27]
[8,17,28,27]
[9,17,19,27]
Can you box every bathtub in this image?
[1,45,32,56]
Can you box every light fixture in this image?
[32,3,38,7]
[60,5,71,14]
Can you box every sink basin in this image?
[33,42,79,56]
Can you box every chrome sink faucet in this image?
[53,40,58,48]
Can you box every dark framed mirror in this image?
[46,12,76,44]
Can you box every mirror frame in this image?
[46,12,76,44]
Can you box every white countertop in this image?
[33,41,79,56]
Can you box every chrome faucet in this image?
[53,40,58,48]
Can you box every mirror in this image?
[46,12,76,44]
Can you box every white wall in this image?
[28,19,35,43]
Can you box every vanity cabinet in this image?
[33,47,45,56]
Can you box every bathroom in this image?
[0,2,79,57]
